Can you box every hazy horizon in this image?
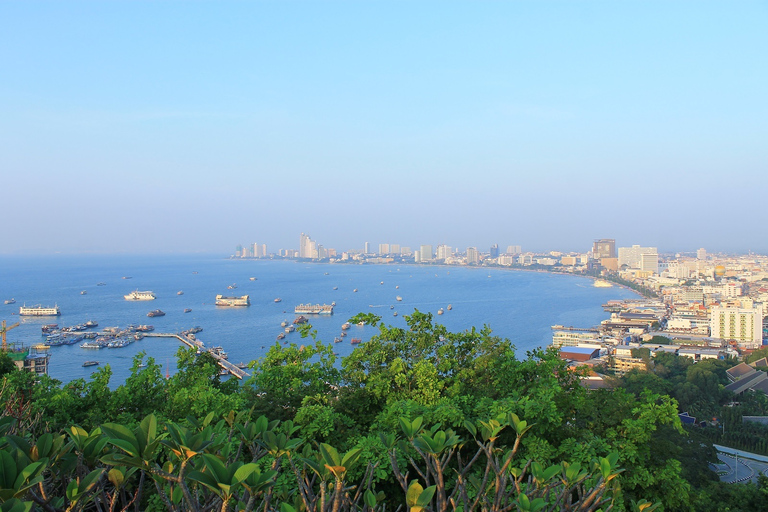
[2,1,766,255]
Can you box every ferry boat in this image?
[19,304,61,316]
[82,361,99,367]
[124,290,156,301]
[147,309,165,317]
[4,299,15,305]
[215,295,250,307]
[294,303,334,315]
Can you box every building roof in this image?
[752,357,768,368]
[724,371,767,395]
[727,362,757,381]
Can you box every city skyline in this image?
[2,1,766,255]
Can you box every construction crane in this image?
[1,320,20,352]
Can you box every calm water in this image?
[0,255,638,385]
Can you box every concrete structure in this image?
[640,252,659,274]
[436,245,452,261]
[593,239,616,259]
[419,245,433,262]
[378,243,390,255]
[710,305,764,348]
[618,245,658,269]
[466,247,479,264]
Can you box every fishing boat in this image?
[147,310,165,317]
[341,322,350,330]
[4,299,16,305]
[177,291,184,295]
[447,304,452,311]
[277,333,286,340]
[351,338,362,345]
[274,298,282,303]
[82,361,99,367]
[184,308,192,313]
[396,296,402,301]
[437,308,444,315]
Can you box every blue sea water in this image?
[0,255,639,385]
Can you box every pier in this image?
[145,332,249,380]
[550,325,601,333]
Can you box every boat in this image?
[353,289,358,292]
[293,316,308,324]
[177,291,184,295]
[437,308,444,315]
[147,310,165,317]
[41,324,58,333]
[447,304,452,311]
[351,338,362,345]
[85,320,98,328]
[324,272,329,275]
[80,342,102,349]
[334,337,342,343]
[184,308,192,313]
[82,361,99,367]
[80,290,87,295]
[124,290,156,301]
[396,296,402,301]
[236,362,247,369]
[333,287,338,290]
[341,322,350,330]
[249,277,257,281]
[274,298,282,303]
[393,312,398,316]
[227,284,237,289]
[390,305,394,309]
[357,321,366,326]
[281,320,288,327]
[96,282,106,286]
[396,285,399,289]
[19,304,61,316]
[4,299,15,305]
[122,276,132,279]
[340,332,347,337]
[277,333,286,340]
[285,325,296,333]
[215,295,250,307]
[294,303,334,315]
[380,281,384,285]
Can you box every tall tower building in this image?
[364,242,370,254]
[436,245,452,260]
[466,247,479,264]
[490,244,499,259]
[697,248,707,260]
[378,243,390,255]
[593,239,616,259]
[420,245,433,262]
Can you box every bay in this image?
[0,255,639,385]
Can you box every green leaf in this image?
[0,451,17,488]
[416,485,436,507]
[232,463,259,483]
[364,489,377,508]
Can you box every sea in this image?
[0,255,639,386]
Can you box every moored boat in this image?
[124,290,156,301]
[351,338,362,345]
[20,304,61,316]
[4,299,15,305]
[147,309,165,317]
[82,361,99,367]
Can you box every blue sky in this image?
[1,1,766,255]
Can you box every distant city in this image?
[233,234,768,381]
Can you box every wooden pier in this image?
[146,332,249,380]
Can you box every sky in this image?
[1,1,766,255]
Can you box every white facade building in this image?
[710,305,764,349]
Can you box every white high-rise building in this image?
[436,245,452,261]
[364,242,370,254]
[618,245,658,269]
[640,252,659,274]
[420,245,433,262]
[378,243,390,255]
[391,244,401,254]
[710,305,764,349]
[466,247,479,264]
[506,245,522,254]
[697,248,707,260]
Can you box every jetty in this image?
[145,332,249,380]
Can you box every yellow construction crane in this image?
[1,320,20,352]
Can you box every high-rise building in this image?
[593,239,616,259]
[420,245,433,262]
[436,245,452,261]
[710,305,764,349]
[697,248,707,260]
[490,244,499,259]
[618,245,658,269]
[391,244,401,254]
[378,243,390,255]
[299,233,318,259]
[640,252,659,274]
[506,245,522,254]
[466,247,479,264]
[364,242,370,254]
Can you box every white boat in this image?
[124,290,156,301]
[437,308,444,315]
[4,298,15,305]
[215,295,250,307]
[177,291,184,295]
[19,304,61,316]
[396,296,402,301]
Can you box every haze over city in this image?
[2,1,766,255]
